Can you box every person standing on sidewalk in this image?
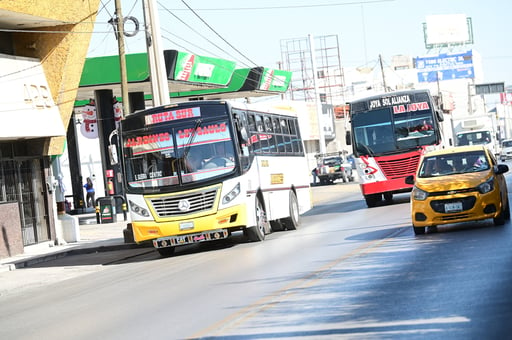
[84,177,95,207]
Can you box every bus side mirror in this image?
[436,110,444,122]
[108,144,119,165]
[345,131,352,145]
[240,127,248,143]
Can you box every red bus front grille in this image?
[377,154,421,179]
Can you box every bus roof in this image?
[348,89,433,105]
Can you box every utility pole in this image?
[143,0,170,106]
[379,54,387,92]
[114,0,131,117]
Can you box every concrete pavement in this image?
[0,213,151,273]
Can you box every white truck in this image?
[455,117,499,156]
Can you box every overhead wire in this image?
[157,1,250,68]
[157,1,263,90]
[167,1,395,11]
[179,0,258,67]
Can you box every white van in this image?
[500,139,512,161]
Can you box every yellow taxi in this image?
[405,145,510,235]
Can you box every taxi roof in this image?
[424,145,488,157]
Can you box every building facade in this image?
[0,0,101,258]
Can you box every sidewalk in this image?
[0,213,150,273]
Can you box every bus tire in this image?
[282,191,300,230]
[270,220,285,232]
[157,246,175,257]
[365,194,381,208]
[245,198,266,242]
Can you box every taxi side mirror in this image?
[494,164,509,175]
[405,175,415,185]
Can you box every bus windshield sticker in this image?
[125,132,174,155]
[145,107,202,126]
[176,122,230,147]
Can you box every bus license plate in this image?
[445,202,463,213]
[180,221,194,231]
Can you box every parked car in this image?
[315,152,354,185]
[405,145,510,235]
[500,139,512,161]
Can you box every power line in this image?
[157,1,252,68]
[167,0,395,11]
[179,0,258,67]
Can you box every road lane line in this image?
[189,226,410,339]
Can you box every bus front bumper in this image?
[131,204,247,244]
[361,178,413,196]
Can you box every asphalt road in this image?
[1,179,512,339]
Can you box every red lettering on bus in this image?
[125,132,171,148]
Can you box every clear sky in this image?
[88,0,511,86]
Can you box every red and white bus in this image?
[347,89,444,207]
[121,100,312,256]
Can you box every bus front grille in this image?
[149,188,218,217]
[377,155,421,179]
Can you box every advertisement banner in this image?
[415,50,474,82]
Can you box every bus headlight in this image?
[412,186,428,201]
[129,200,150,217]
[222,182,240,204]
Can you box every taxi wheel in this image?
[494,200,510,226]
[157,246,175,257]
[413,225,425,235]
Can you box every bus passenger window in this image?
[264,116,277,153]
[255,115,268,153]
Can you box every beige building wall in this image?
[1,0,101,154]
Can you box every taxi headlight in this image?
[478,178,494,194]
[412,186,428,201]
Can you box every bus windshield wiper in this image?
[182,118,202,159]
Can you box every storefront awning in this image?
[0,54,65,140]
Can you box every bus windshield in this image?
[351,96,438,156]
[123,118,236,191]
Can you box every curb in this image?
[0,242,153,272]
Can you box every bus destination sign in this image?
[145,107,201,126]
[368,94,429,114]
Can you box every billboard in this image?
[415,50,474,83]
[423,14,473,49]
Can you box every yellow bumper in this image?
[132,204,247,243]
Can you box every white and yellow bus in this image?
[121,100,312,256]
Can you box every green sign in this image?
[172,51,236,85]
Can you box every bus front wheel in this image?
[365,194,381,208]
[245,198,266,242]
[157,246,175,257]
[282,191,300,230]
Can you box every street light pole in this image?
[114,0,131,117]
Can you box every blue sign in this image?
[415,51,474,82]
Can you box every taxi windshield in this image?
[418,151,489,178]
